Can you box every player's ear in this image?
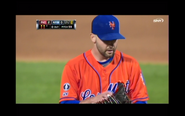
[90,33,96,43]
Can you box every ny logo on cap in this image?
[109,21,115,30]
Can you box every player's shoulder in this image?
[65,49,93,67]
[123,53,138,62]
[65,53,85,66]
[116,50,139,64]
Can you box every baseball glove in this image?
[96,82,131,104]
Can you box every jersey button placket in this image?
[102,69,106,77]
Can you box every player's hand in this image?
[79,91,113,104]
[95,82,132,104]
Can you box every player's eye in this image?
[102,40,116,45]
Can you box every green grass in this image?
[16,62,65,103]
[140,64,169,104]
[16,61,168,104]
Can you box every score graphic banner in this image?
[36,20,76,30]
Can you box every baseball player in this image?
[59,15,149,104]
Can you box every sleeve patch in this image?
[63,83,70,91]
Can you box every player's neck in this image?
[91,47,109,62]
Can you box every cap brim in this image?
[98,33,126,41]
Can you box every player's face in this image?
[96,36,118,58]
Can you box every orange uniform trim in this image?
[59,97,77,103]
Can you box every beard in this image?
[96,43,116,59]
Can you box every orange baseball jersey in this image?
[59,49,149,104]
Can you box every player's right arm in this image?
[59,63,80,103]
[59,62,113,104]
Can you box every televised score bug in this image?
[36,20,76,30]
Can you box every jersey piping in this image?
[83,51,123,93]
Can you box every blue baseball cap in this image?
[92,15,126,41]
